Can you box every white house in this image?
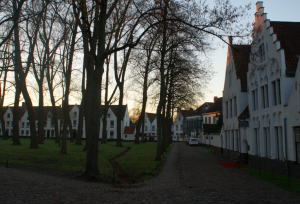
[247,2,300,164]
[123,126,136,141]
[100,105,130,140]
[172,108,185,141]
[200,97,222,146]
[284,58,300,164]
[222,37,251,159]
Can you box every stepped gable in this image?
[124,126,135,134]
[204,97,223,113]
[232,45,251,91]
[270,21,300,76]
[146,113,156,123]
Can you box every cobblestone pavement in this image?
[1,143,300,203]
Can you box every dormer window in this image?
[108,113,110,118]
[7,113,10,118]
[74,112,77,118]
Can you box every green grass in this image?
[202,145,214,152]
[0,138,171,181]
[118,142,172,181]
[242,167,300,196]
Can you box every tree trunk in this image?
[13,3,38,148]
[12,77,21,145]
[69,112,74,142]
[37,81,45,144]
[155,0,169,161]
[75,64,86,145]
[116,85,123,147]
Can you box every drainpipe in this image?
[284,117,289,177]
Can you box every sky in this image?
[205,0,300,103]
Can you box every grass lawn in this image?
[242,167,300,196]
[202,145,214,152]
[0,138,171,181]
[118,142,172,181]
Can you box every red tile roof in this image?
[232,45,251,91]
[124,126,135,134]
[270,21,300,76]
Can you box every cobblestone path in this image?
[0,143,299,203]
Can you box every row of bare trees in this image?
[0,0,251,180]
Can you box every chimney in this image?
[214,96,218,103]
[228,36,232,46]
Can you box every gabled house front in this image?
[221,36,251,159]
[247,2,300,175]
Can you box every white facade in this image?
[141,113,157,137]
[222,41,251,154]
[247,2,300,161]
[172,110,184,141]
[284,59,300,163]
[2,104,131,140]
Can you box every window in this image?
[295,127,300,163]
[108,113,110,118]
[277,79,281,105]
[180,124,183,131]
[259,44,265,62]
[252,89,258,111]
[21,130,24,136]
[110,120,114,128]
[233,97,237,117]
[26,122,29,128]
[265,85,269,108]
[10,129,13,136]
[73,120,77,127]
[110,130,114,138]
[51,120,54,127]
[254,128,260,156]
[226,101,228,119]
[209,117,211,124]
[26,130,29,136]
[152,125,155,131]
[74,112,77,118]
[7,113,10,118]
[261,86,266,109]
[6,121,10,127]
[125,135,127,138]
[11,122,13,127]
[145,125,147,131]
[176,125,178,131]
[229,70,232,87]
[27,116,29,120]
[272,80,281,106]
[51,130,54,137]
[230,99,232,118]
[21,122,25,128]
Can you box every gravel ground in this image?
[0,143,299,203]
